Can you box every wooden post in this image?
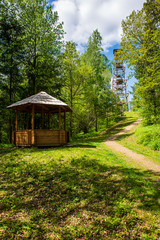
[15,110,18,131]
[31,104,35,146]
[41,108,44,129]
[15,110,18,146]
[64,110,66,143]
[59,107,61,144]
[26,113,29,129]
[59,107,61,130]
[32,105,34,130]
[64,111,66,131]
[48,113,50,130]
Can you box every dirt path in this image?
[105,119,160,172]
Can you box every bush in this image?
[135,124,160,151]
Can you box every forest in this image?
[1,0,160,144]
[0,0,122,144]
[0,0,160,239]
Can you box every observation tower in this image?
[112,49,130,114]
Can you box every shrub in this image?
[135,124,160,151]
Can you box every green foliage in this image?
[19,0,64,95]
[0,0,24,97]
[120,0,160,124]
[61,33,118,136]
[130,83,141,112]
[0,0,64,142]
[135,124,160,151]
[0,3,120,142]
[82,29,116,132]
[61,41,95,135]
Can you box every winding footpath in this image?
[105,119,160,172]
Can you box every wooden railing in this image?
[13,130,69,147]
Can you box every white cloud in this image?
[52,0,145,51]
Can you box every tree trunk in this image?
[70,84,73,136]
[31,36,37,95]
[9,57,13,143]
[70,70,73,136]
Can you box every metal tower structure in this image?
[112,49,130,114]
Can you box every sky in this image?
[49,0,146,99]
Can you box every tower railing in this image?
[112,49,130,113]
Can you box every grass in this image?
[71,116,123,141]
[0,143,14,148]
[0,114,160,239]
[135,124,160,151]
[116,113,160,166]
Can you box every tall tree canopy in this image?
[0,0,64,142]
[120,0,160,124]
[0,2,120,143]
[0,0,25,141]
[0,0,24,103]
[19,0,64,96]
[82,29,113,131]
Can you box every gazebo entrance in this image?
[7,92,72,147]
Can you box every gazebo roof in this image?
[7,91,72,113]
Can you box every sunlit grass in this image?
[117,119,160,165]
[135,124,160,151]
[0,114,160,239]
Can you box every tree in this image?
[19,0,64,95]
[0,0,64,143]
[82,29,112,131]
[0,0,24,142]
[62,41,80,135]
[72,61,96,134]
[120,0,160,124]
[62,41,95,135]
[130,84,141,112]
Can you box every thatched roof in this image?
[7,91,72,113]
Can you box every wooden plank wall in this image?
[14,130,67,147]
[15,130,32,147]
[34,130,66,146]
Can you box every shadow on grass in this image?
[1,154,160,239]
[116,132,134,141]
[64,144,96,148]
[73,119,137,145]
[2,117,159,239]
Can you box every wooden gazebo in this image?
[7,91,72,147]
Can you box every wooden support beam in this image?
[38,104,49,112]
[48,113,50,130]
[41,108,44,129]
[31,104,35,146]
[15,110,18,131]
[26,113,29,129]
[61,106,66,111]
[59,107,61,130]
[64,110,66,143]
[64,111,66,131]
[32,105,34,130]
[59,107,61,144]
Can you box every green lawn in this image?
[0,115,160,239]
[116,115,160,166]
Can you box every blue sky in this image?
[48,0,145,99]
